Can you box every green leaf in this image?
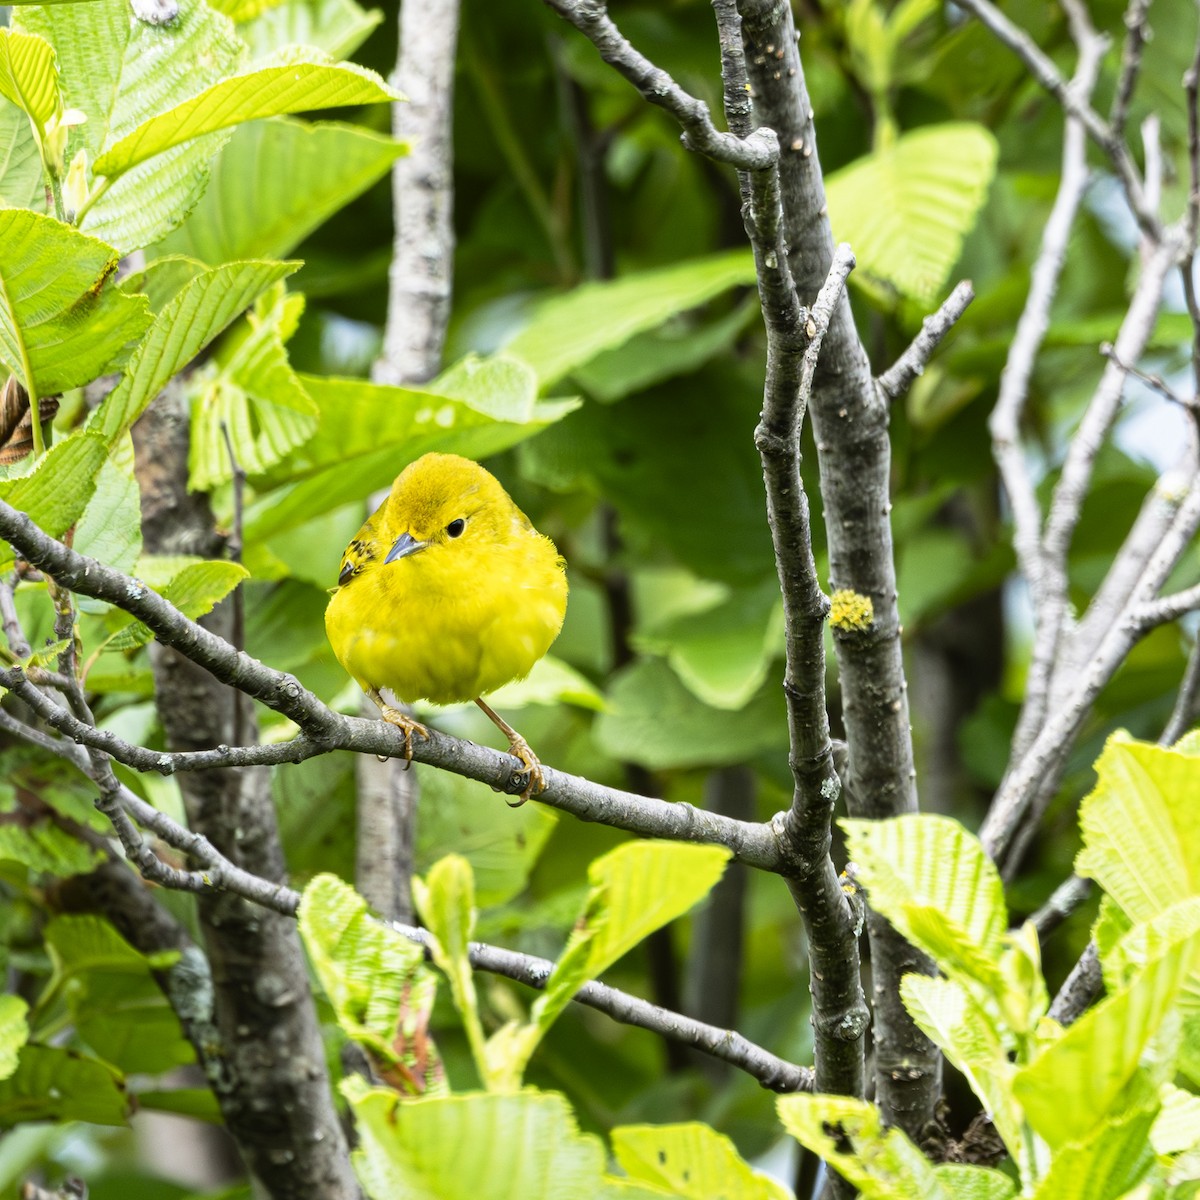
[612,1122,791,1200]
[1028,1104,1158,1200]
[154,118,405,266]
[0,28,58,133]
[572,299,759,403]
[415,768,558,909]
[1152,1082,1200,1154]
[118,256,207,314]
[0,819,105,877]
[0,1044,128,1127]
[106,559,249,651]
[482,654,605,713]
[413,855,492,1089]
[298,874,443,1090]
[842,814,1007,996]
[0,210,151,398]
[0,98,47,212]
[72,437,142,609]
[93,260,297,444]
[931,1165,1016,1200]
[245,370,578,539]
[42,913,194,1077]
[1077,732,1200,923]
[503,250,756,388]
[1014,926,1200,1146]
[777,1093,948,1200]
[899,975,1024,1164]
[187,290,318,490]
[827,123,998,303]
[134,1087,221,1122]
[93,60,400,179]
[594,658,786,770]
[0,433,109,574]
[0,996,29,1083]
[347,1085,629,1200]
[635,581,784,710]
[237,0,383,65]
[16,0,245,250]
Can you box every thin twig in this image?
[1099,342,1193,411]
[1047,941,1103,1026]
[1161,630,1200,744]
[1109,0,1153,141]
[1028,875,1093,941]
[875,281,975,403]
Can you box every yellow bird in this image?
[325,453,568,803]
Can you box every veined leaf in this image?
[154,117,405,266]
[0,433,109,571]
[0,210,151,398]
[1028,1104,1158,1200]
[73,435,142,611]
[413,856,492,1089]
[347,1085,633,1200]
[900,975,1024,1164]
[843,814,1007,996]
[237,0,383,64]
[93,60,400,179]
[0,996,29,1083]
[0,28,58,132]
[244,370,578,539]
[104,559,248,651]
[613,1123,791,1200]
[777,1094,949,1200]
[0,98,47,211]
[298,874,443,1091]
[0,820,105,877]
[931,1166,1015,1200]
[1077,732,1200,923]
[503,250,757,389]
[15,0,245,250]
[1014,926,1200,1146]
[827,122,997,303]
[93,260,297,444]
[1152,1082,1200,1154]
[0,1044,127,1127]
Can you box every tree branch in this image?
[876,281,975,404]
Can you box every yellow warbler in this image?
[325,452,568,802]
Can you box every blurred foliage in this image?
[0,0,1198,1193]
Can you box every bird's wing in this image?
[337,505,386,587]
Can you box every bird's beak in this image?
[384,532,428,564]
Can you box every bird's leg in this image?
[475,697,545,805]
[366,687,429,762]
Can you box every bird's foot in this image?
[504,731,545,806]
[380,705,429,761]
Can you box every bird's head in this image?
[378,452,522,565]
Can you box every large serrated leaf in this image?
[0,210,151,398]
[105,559,248,651]
[0,432,109,573]
[1028,1104,1158,1200]
[900,975,1023,1164]
[776,1094,949,1200]
[0,28,58,133]
[16,0,245,251]
[0,1044,127,1127]
[0,996,28,1083]
[827,122,997,303]
[0,821,105,877]
[1014,927,1200,1146]
[93,259,297,444]
[1077,732,1200,922]
[73,436,142,610]
[503,250,756,389]
[347,1086,627,1200]
[93,60,400,179]
[154,117,404,266]
[843,814,1007,995]
[298,874,442,1090]
[613,1122,791,1200]
[237,0,383,64]
[244,370,579,539]
[0,98,47,211]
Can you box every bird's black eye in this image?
[446,518,466,538]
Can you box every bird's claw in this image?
[379,704,429,762]
[505,733,545,806]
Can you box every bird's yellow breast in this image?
[325,490,567,706]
